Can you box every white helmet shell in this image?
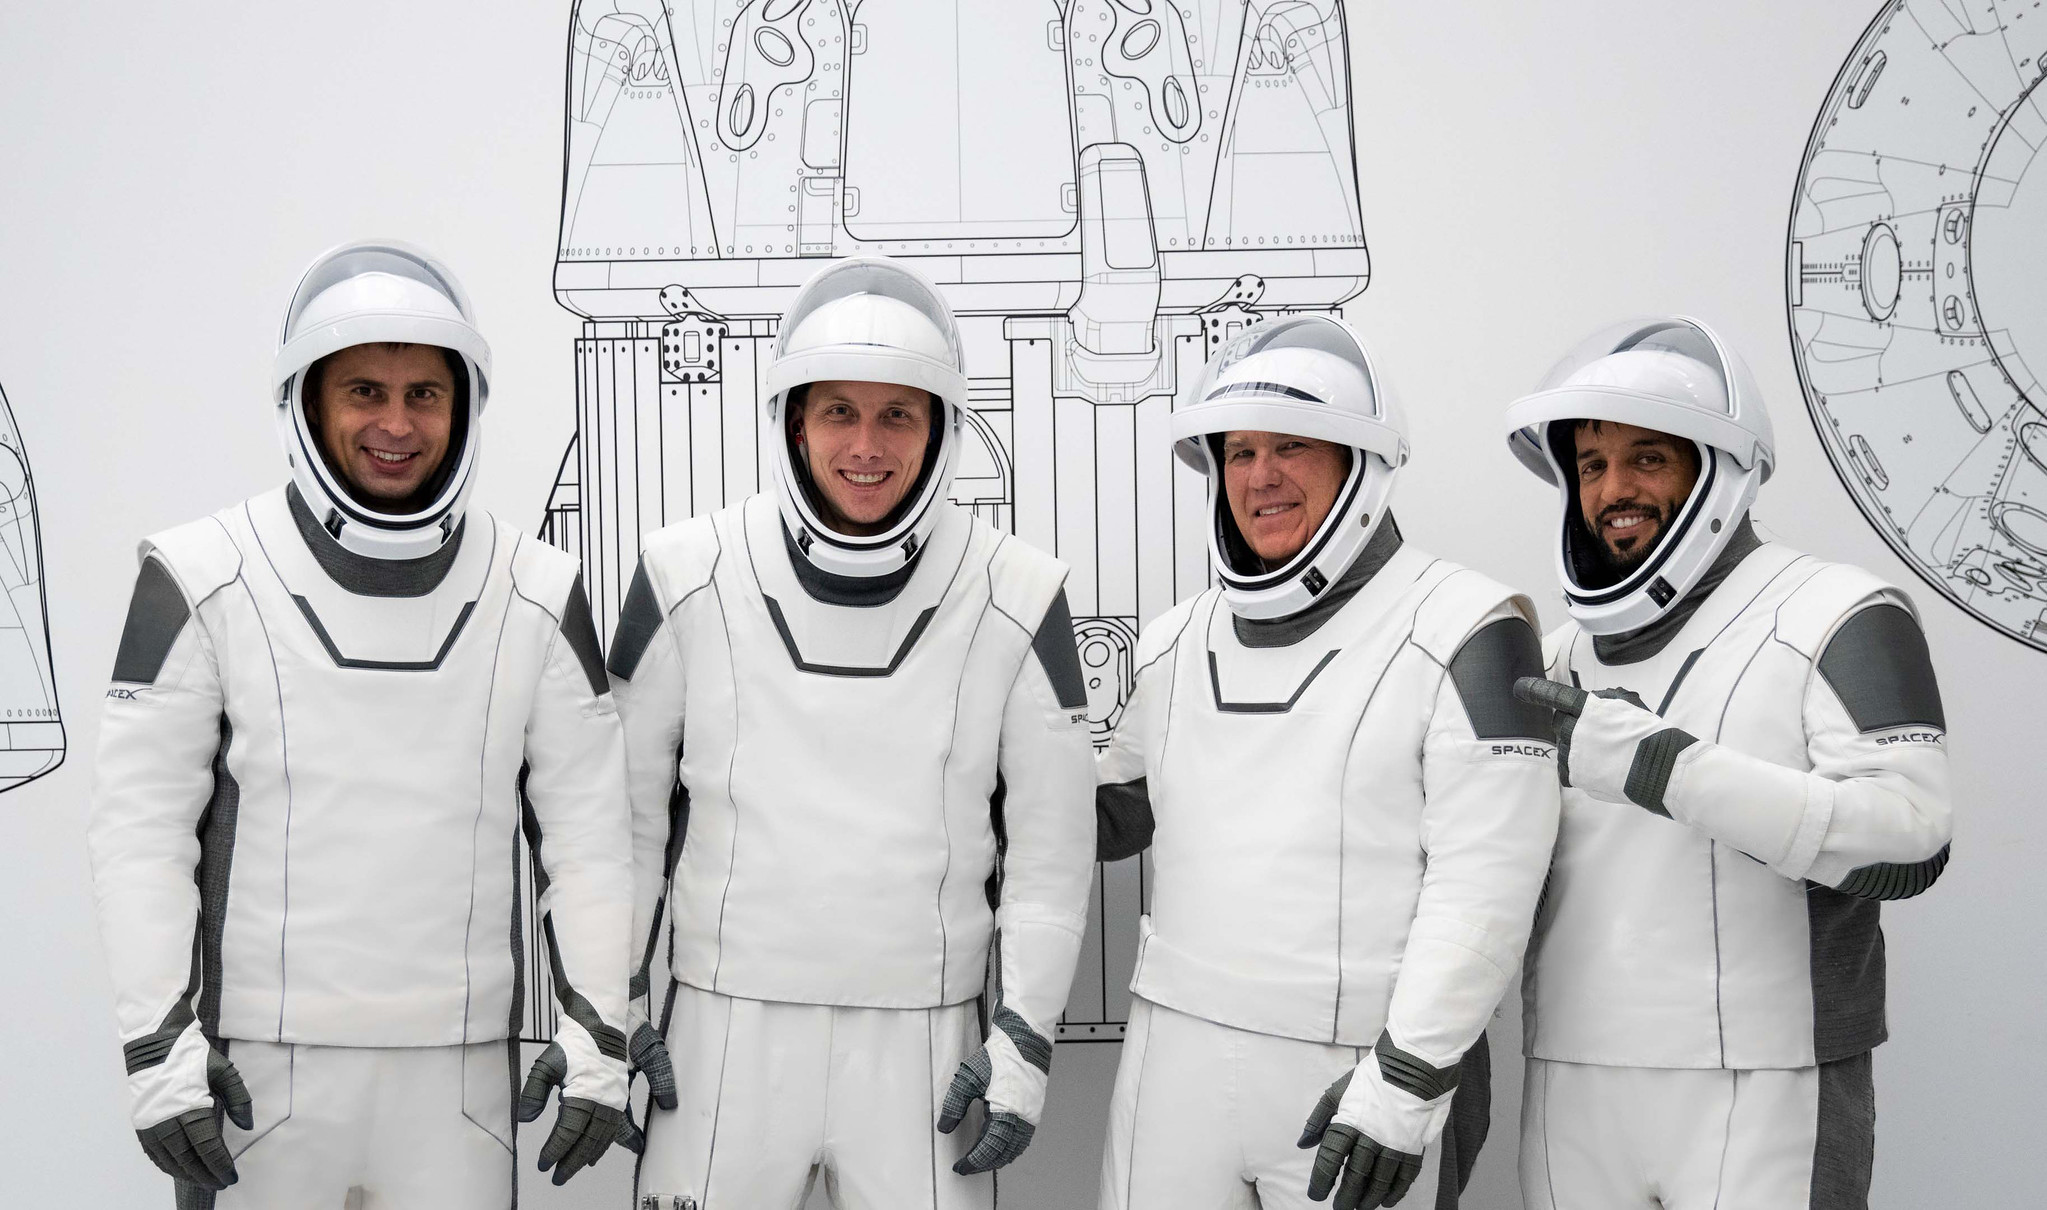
[765,256,969,578]
[1170,313,1409,620]
[1503,316,1774,634]
[273,240,491,561]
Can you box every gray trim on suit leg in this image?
[1810,1052,1875,1210]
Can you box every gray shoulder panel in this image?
[1447,617,1553,741]
[1031,588,1088,711]
[1817,604,1945,732]
[559,576,608,697]
[606,561,664,682]
[111,557,192,685]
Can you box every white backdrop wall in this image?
[1,3,2035,1207]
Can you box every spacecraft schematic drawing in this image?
[0,383,64,793]
[1789,0,2047,651]
[526,0,1369,1042]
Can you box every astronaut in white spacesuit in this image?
[1093,314,1561,1210]
[1502,318,1953,1210]
[87,241,647,1207]
[611,256,1096,1210]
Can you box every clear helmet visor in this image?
[280,242,479,346]
[770,256,965,394]
[1506,315,1772,487]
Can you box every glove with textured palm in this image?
[124,1017,254,1192]
[1513,677,1697,815]
[1298,1031,1460,1210]
[518,1039,630,1185]
[935,1008,1052,1175]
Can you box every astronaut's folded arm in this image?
[992,629,1096,1039]
[1656,601,1952,895]
[607,558,690,999]
[86,557,224,1053]
[1386,618,1560,1068]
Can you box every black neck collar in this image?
[1593,515,1763,665]
[1233,514,1404,649]
[780,522,922,607]
[286,484,464,599]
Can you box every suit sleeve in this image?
[1095,636,1173,866]
[1655,597,1952,897]
[990,589,1096,1058]
[85,555,226,1128]
[522,574,633,1108]
[607,558,689,1005]
[1388,610,1560,1073]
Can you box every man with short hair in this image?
[1503,317,1954,1209]
[1094,314,1560,1210]
[88,240,647,1207]
[614,256,1096,1209]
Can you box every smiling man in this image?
[302,341,463,508]
[1571,418,1701,574]
[1503,318,1953,1210]
[613,256,1094,1210]
[1093,315,1559,1210]
[87,241,645,1208]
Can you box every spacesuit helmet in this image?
[272,239,491,561]
[764,256,969,578]
[1170,313,1410,621]
[1503,316,1775,635]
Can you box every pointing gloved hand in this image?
[1298,1031,1461,1210]
[518,1039,630,1186]
[1513,677,1697,816]
[936,1009,1053,1175]
[131,1036,254,1191]
[616,1011,678,1155]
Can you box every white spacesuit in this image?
[87,241,635,1207]
[614,257,1096,1210]
[1093,315,1561,1210]
[1502,318,1953,1210]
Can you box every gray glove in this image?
[1298,1069,1424,1210]
[617,1019,679,1155]
[135,1047,253,1191]
[936,1045,1038,1175]
[519,1042,627,1185]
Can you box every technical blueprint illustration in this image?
[1790,0,2047,651]
[0,384,64,793]
[526,0,1369,1041]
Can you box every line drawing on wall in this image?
[525,0,1369,1042]
[0,383,64,793]
[1789,0,2047,652]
